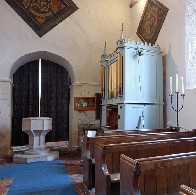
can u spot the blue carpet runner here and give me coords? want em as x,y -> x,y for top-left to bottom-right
0,160 -> 77,195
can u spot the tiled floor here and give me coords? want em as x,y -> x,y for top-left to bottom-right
0,177 -> 13,195
60,149 -> 95,194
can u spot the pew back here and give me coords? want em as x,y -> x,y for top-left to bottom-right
83,132 -> 177,189
84,130 -> 196,190
83,132 -> 179,189
84,132 -> 179,160
120,153 -> 196,195
95,137 -> 196,195
99,127 -> 178,136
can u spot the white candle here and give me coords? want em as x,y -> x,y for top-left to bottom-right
176,74 -> 178,92
170,77 -> 172,95
181,77 -> 184,94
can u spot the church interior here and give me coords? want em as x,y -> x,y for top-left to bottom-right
1,0 -> 196,194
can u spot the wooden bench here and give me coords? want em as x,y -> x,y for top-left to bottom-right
180,185 -> 196,195
83,129 -> 196,190
83,130 -> 179,189
83,129 -> 195,165
94,137 -> 196,195
98,127 -> 178,136
120,153 -> 196,195
83,128 -> 194,166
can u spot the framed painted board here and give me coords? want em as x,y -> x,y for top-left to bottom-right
137,0 -> 169,45
4,0 -> 78,37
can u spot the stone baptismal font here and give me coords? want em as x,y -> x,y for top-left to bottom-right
13,117 -> 59,163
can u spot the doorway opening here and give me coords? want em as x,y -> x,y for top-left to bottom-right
12,59 -> 70,146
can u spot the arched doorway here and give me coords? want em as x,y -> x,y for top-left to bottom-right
12,58 -> 71,146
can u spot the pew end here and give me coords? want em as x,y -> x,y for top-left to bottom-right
120,154 -> 141,195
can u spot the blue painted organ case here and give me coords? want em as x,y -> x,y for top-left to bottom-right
101,39 -> 163,130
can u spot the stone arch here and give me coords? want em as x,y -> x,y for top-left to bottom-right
10,51 -> 75,146
9,51 -> 75,83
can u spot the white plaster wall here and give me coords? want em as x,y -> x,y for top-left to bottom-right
0,80 -> 12,156
70,83 -> 101,146
0,0 -> 132,154
131,0 -> 194,131
0,0 -> 132,81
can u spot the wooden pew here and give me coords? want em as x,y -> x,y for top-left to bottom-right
83,128 -> 194,166
180,185 -> 196,195
83,130 -> 196,189
84,129 -> 195,164
98,127 -> 178,136
94,137 -> 196,195
120,153 -> 196,195
83,131 -> 179,164
83,131 -> 179,189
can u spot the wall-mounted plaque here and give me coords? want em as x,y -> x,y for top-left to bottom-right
5,0 -> 78,37
137,0 -> 168,45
